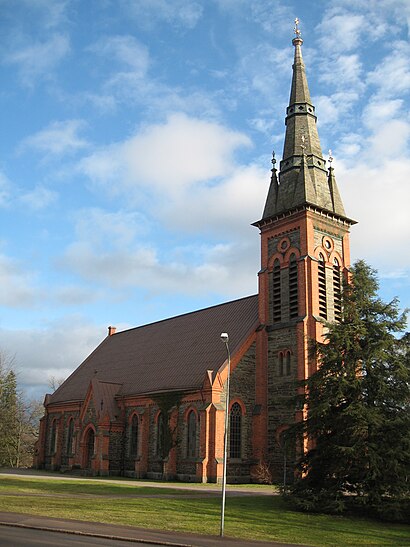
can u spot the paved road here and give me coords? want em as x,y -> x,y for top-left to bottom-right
0,513 -> 307,547
0,525 -> 162,546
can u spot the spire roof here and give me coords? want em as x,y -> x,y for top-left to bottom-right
256,21 -> 352,226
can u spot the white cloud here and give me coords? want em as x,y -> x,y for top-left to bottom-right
89,35 -> 150,75
214,0 -> 292,36
60,238 -> 258,298
332,0 -> 410,38
237,44 -> 290,100
319,54 -> 363,90
85,35 -> 225,118
20,185 -> 58,210
123,0 -> 204,29
367,119 -> 410,159
362,99 -> 404,130
317,13 -> 366,52
0,172 -> 12,207
71,113 -> 265,298
19,0 -> 69,29
339,157 -> 410,270
315,91 -> 359,126
72,208 -> 149,249
20,119 -> 89,158
161,164 -> 268,236
0,318 -> 106,399
367,40 -> 410,98
53,285 -> 103,306
5,33 -> 70,86
335,133 -> 362,159
0,255 -> 38,308
80,113 -> 251,192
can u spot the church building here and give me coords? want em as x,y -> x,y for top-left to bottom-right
35,26 -> 355,482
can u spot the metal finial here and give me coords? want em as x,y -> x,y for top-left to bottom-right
271,150 -> 276,169
328,149 -> 334,165
294,18 -> 302,38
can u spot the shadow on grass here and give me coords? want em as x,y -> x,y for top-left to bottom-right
0,477 -> 409,546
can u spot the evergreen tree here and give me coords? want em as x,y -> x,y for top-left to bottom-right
0,354 -> 42,468
288,260 -> 410,518
0,361 -> 19,467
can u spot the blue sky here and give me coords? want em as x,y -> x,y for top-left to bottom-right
1,0 -> 409,400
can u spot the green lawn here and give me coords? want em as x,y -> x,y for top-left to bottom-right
0,476 -> 409,546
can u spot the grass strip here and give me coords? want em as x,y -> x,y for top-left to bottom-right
0,477 -> 409,546
0,477 -> 200,496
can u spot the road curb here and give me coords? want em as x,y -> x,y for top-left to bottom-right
0,521 -> 194,547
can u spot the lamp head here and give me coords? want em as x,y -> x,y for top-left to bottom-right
220,332 -> 229,343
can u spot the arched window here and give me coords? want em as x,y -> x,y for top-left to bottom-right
318,253 -> 327,319
289,254 -> 298,319
278,352 -> 284,376
85,428 -> 95,469
156,412 -> 164,458
333,258 -> 342,321
272,259 -> 281,323
285,351 -> 291,375
229,403 -> 242,459
50,420 -> 57,455
66,418 -> 74,455
130,414 -> 139,457
187,410 -> 198,459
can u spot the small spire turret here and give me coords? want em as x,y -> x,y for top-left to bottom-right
262,150 -> 279,219
327,151 -> 346,216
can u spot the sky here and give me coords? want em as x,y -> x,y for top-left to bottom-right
0,0 -> 409,401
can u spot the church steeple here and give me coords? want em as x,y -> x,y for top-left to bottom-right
253,20 -> 356,480
258,20 -> 349,223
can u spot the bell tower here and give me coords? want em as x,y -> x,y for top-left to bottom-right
252,20 -> 356,475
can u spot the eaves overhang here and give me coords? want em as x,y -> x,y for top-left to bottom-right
252,203 -> 357,230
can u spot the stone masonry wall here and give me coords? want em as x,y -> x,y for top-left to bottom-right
227,341 -> 256,480
266,327 -> 298,480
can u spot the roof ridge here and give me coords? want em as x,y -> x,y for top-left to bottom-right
111,294 -> 258,336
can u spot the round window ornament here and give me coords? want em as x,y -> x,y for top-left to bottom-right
277,237 -> 291,253
323,237 -> 333,251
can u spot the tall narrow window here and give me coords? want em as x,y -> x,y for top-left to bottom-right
318,253 -> 327,319
278,352 -> 284,376
157,412 -> 164,457
289,254 -> 298,319
333,258 -> 342,322
85,429 -> 95,468
229,403 -> 242,459
130,414 -> 139,457
187,411 -> 198,459
285,351 -> 291,375
272,259 -> 281,323
66,418 -> 74,455
50,420 -> 57,455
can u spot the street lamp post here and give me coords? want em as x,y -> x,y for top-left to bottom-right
220,332 -> 230,537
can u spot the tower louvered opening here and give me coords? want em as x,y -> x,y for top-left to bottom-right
272,259 -> 281,322
289,254 -> 298,319
333,259 -> 342,321
318,254 -> 327,319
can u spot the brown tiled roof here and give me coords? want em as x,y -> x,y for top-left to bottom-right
49,295 -> 259,405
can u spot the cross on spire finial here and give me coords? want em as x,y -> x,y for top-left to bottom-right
328,149 -> 334,165
294,18 -> 302,39
271,150 -> 276,170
